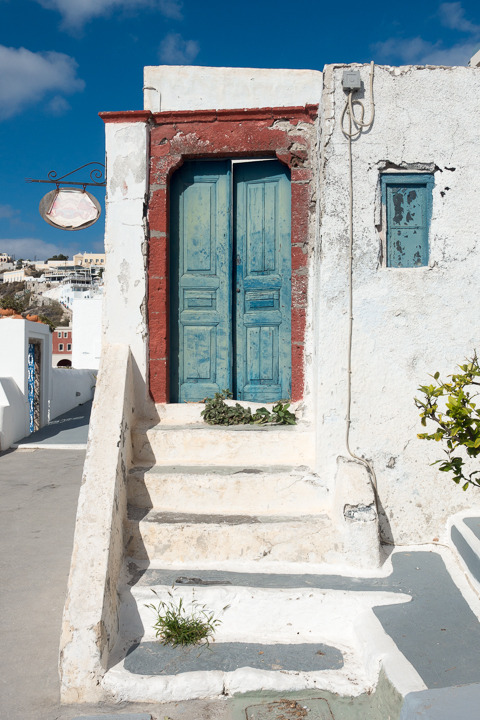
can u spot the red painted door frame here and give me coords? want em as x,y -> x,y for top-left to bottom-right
101,105 -> 318,404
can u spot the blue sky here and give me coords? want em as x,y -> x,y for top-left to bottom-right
1,0 -> 479,261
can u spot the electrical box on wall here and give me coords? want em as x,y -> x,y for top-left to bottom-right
343,70 -> 361,90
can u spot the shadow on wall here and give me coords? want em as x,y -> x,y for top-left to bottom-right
51,368 -> 96,420
0,377 -> 27,451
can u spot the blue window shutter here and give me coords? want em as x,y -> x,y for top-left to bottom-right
382,174 -> 434,268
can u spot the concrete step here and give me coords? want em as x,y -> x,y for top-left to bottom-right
125,506 -> 343,565
132,422 -> 316,468
151,400 -> 306,426
449,514 -> 480,592
102,563 -> 410,705
128,465 -> 329,517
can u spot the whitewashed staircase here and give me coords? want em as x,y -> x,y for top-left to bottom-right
102,405 -> 381,703
125,404 -> 349,566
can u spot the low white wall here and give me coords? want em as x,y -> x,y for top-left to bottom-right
50,368 -> 96,420
59,344 -> 134,703
0,377 -> 26,451
72,295 -> 103,370
144,65 -> 323,112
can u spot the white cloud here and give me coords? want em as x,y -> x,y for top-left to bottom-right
0,205 -> 18,220
439,2 -> 480,34
46,95 -> 71,116
34,0 -> 183,31
373,2 -> 480,66
373,36 -> 478,65
0,45 -> 84,121
159,32 -> 199,64
0,238 -> 81,262
159,0 -> 182,20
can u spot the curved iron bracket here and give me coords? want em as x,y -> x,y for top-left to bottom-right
25,162 -> 106,189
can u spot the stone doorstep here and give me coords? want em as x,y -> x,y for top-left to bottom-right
125,510 -> 341,564
127,465 -> 330,517
132,423 -> 316,468
127,506 -> 329,525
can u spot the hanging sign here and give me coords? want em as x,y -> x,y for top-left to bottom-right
39,187 -> 101,231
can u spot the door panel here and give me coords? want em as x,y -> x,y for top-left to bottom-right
234,161 -> 291,402
170,159 -> 291,404
170,161 -> 232,402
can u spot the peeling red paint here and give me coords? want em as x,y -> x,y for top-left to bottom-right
144,105 -> 318,404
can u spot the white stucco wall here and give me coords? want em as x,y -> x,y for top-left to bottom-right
144,65 -> 323,112
50,368 -> 96,420
317,64 -> 480,544
0,377 -> 25,450
72,295 -> 103,370
103,121 -> 149,411
0,319 -> 52,441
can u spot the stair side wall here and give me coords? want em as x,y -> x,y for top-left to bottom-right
59,343 -> 134,703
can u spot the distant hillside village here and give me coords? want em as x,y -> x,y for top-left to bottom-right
0,250 -> 104,370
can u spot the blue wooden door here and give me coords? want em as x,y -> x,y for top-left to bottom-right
170,161 -> 232,402
233,161 -> 291,402
170,159 -> 291,403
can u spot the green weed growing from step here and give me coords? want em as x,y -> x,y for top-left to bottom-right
145,589 -> 226,647
201,390 -> 296,426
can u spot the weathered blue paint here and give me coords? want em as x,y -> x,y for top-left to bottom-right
170,161 -> 232,403
234,161 -> 292,401
170,159 -> 291,403
27,342 -> 35,433
382,173 -> 434,268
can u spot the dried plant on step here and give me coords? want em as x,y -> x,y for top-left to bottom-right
201,390 -> 296,426
145,589 -> 226,647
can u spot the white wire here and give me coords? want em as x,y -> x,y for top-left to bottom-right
340,63 -> 380,496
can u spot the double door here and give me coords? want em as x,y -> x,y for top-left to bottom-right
170,159 -> 291,403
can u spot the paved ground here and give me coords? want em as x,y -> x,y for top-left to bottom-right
13,400 -> 92,448
0,448 -> 85,719
0,447 -> 220,720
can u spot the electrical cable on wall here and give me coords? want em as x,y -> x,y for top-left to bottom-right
340,64 -> 450,551
340,62 -> 379,492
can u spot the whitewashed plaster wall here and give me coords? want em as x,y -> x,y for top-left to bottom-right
0,378 -> 25,450
72,295 -> 103,370
103,121 -> 150,412
144,65 -> 323,112
317,64 -> 480,544
50,368 -> 96,420
0,319 -> 52,437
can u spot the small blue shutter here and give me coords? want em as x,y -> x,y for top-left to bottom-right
382,174 -> 433,268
